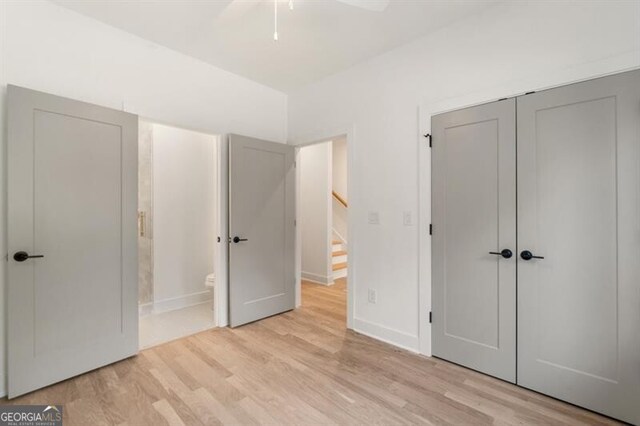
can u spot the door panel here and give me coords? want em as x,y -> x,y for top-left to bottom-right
517,70 -> 640,424
34,111 -> 123,355
228,134 -> 295,327
432,99 -> 516,382
8,86 -> 138,397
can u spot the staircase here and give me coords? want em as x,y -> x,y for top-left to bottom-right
332,239 -> 347,279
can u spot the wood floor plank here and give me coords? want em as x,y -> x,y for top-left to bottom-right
0,277 -> 622,425
152,398 -> 187,426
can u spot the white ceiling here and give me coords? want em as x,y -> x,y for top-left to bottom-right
53,0 -> 500,92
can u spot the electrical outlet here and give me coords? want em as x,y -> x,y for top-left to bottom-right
368,289 -> 377,304
368,211 -> 380,225
403,211 -> 413,226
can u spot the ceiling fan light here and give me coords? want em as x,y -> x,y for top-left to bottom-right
273,0 -> 278,41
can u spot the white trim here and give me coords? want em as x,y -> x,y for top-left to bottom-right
294,148 -> 302,308
213,135 -> 227,327
216,135 -> 229,327
138,302 -> 153,317
353,317 -> 420,353
151,290 -> 213,315
290,124 -> 356,330
326,144 -> 335,290
332,267 -> 347,280
301,271 -> 334,286
331,227 -> 347,248
418,59 -> 640,356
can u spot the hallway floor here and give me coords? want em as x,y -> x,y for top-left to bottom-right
1,278 -> 619,425
139,302 -> 216,350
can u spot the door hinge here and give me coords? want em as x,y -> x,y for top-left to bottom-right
294,219 -> 297,226
424,133 -> 432,148
429,224 -> 432,235
429,311 -> 432,323
294,161 -> 297,168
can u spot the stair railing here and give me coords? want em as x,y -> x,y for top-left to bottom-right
332,190 -> 348,208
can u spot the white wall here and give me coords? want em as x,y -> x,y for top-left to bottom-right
138,120 -> 154,306
332,137 -> 348,199
331,138 -> 348,243
152,123 -> 216,312
288,0 -> 640,353
2,1 -> 287,141
300,142 -> 333,285
0,0 -> 287,396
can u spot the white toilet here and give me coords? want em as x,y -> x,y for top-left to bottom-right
205,273 -> 215,289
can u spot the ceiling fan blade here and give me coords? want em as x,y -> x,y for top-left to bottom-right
335,0 -> 390,12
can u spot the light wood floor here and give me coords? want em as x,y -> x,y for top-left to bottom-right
1,278 -> 620,425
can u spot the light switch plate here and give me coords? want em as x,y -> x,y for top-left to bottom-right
368,289 -> 377,304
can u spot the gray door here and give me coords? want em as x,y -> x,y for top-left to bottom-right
517,70 -> 640,424
228,134 -> 295,327
7,86 -> 138,397
432,99 -> 516,382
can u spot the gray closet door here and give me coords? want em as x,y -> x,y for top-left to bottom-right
517,70 -> 640,424
228,134 -> 296,327
432,99 -> 516,382
7,85 -> 138,397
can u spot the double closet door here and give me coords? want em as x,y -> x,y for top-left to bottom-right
431,69 -> 640,424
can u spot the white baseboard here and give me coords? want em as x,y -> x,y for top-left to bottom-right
301,271 -> 334,285
150,289 -> 213,315
353,317 -> 420,353
0,374 -> 5,398
139,302 -> 153,317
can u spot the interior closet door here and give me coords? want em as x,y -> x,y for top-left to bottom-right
432,99 -> 516,382
7,85 -> 138,397
228,134 -> 295,327
517,70 -> 640,424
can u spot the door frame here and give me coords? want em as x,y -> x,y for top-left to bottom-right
418,65 -> 640,356
289,125 -> 356,329
137,117 -> 224,328
137,124 -> 300,330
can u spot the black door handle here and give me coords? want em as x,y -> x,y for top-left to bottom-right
489,249 -> 513,259
13,251 -> 44,262
232,236 -> 248,243
520,250 -> 544,260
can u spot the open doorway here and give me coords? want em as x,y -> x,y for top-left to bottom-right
137,119 -> 220,349
298,136 -> 348,322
